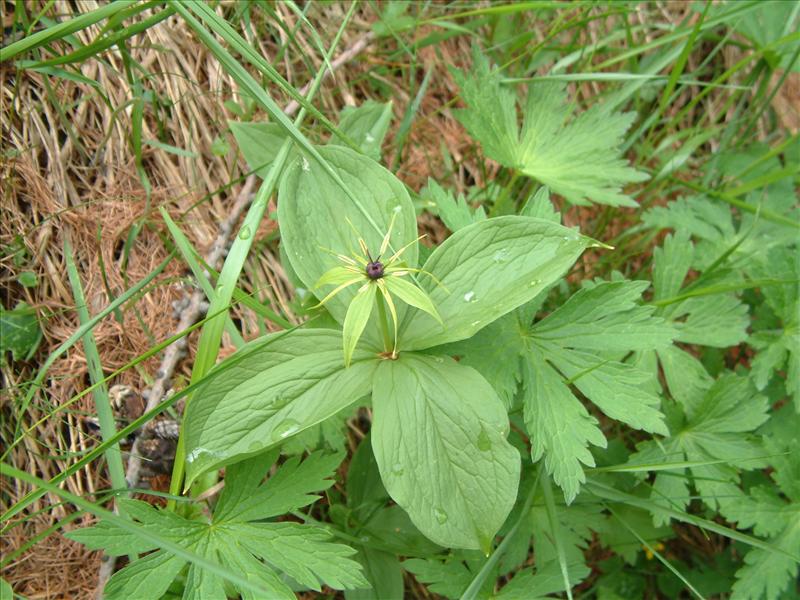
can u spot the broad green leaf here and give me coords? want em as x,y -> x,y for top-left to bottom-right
439,313 -> 523,409
347,435 -> 389,514
336,100 -> 393,161
184,329 -> 378,487
453,47 -> 647,207
401,216 -> 591,350
523,350 -> 606,503
229,121 -> 292,178
655,344 -> 713,412
371,355 -> 520,552
670,293 -> 750,347
0,578 -> 11,600
422,177 -> 486,233
0,302 -> 42,361
278,145 -> 418,326
343,284 -> 377,367
531,281 -> 676,351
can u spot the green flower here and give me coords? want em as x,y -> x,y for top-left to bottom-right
315,213 -> 443,366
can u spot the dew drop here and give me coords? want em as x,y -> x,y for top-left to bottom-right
470,320 -> 481,326
238,225 -> 251,240
477,429 -> 491,452
365,132 -> 375,143
492,249 -> 509,263
529,279 -> 541,287
463,291 -> 476,302
274,418 -> 300,439
434,507 -> 448,524
391,463 -> 404,476
361,535 -> 371,542
301,156 -> 310,172
393,204 -> 402,213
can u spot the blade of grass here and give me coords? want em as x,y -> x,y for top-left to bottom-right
541,466 -> 573,600
63,235 -> 127,493
159,207 -> 245,348
606,504 -> 705,600
0,0 -> 139,61
586,479 -> 800,562
2,316 -> 312,527
3,251 -> 176,462
182,0 -> 356,151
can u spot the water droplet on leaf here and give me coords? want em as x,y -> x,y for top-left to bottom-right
463,291 -> 476,302
492,249 -> 509,263
434,507 -> 448,524
391,463 -> 404,476
477,429 -> 491,452
274,419 -> 300,439
238,225 -> 251,240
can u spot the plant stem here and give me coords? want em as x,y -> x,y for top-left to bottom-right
375,290 -> 394,354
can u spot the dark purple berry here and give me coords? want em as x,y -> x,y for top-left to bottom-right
366,261 -> 384,279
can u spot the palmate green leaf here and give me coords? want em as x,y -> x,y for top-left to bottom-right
731,505 -> 800,600
446,279 -> 671,502
453,47 -> 647,207
183,329 -> 378,487
541,343 -> 668,435
523,350 -> 606,502
68,453 -> 366,600
403,556 -> 479,599
532,280 -> 676,351
401,216 -> 592,350
278,145 -> 418,326
371,355 -> 520,552
730,407 -> 800,599
632,374 -> 770,525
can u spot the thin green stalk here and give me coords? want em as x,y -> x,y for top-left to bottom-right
541,466 -> 573,600
375,291 -> 394,354
63,235 -> 127,493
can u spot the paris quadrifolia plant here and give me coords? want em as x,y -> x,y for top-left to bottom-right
178,143 -> 600,556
